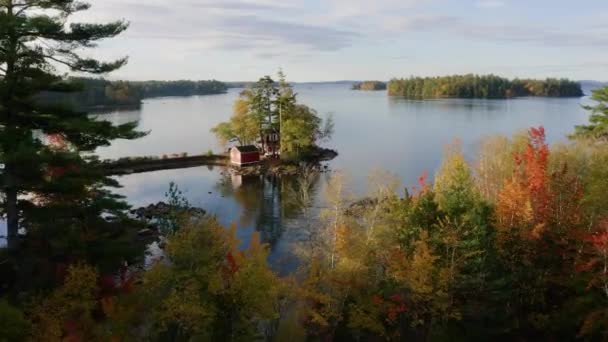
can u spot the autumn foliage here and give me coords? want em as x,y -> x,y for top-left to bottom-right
6,126 -> 608,341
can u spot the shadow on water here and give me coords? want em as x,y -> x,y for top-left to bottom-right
388,96 -> 508,112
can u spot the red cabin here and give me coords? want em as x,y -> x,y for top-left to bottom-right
230,145 -> 260,166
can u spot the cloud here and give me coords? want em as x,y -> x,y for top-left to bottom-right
476,0 -> 506,8
76,0 -> 358,53
66,0 -> 608,80
387,14 -> 608,48
80,0 -> 603,54
216,15 -> 359,51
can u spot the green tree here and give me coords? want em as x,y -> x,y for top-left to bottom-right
0,0 -> 145,275
572,87 -> 608,141
211,96 -> 259,146
281,105 -> 319,155
29,263 -> 99,341
250,76 -> 278,151
434,143 -> 477,217
143,218 -> 285,341
0,300 -> 29,341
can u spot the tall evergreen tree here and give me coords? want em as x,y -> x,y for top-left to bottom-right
572,87 -> 608,141
249,76 -> 278,151
0,1 -> 144,274
276,69 -> 297,153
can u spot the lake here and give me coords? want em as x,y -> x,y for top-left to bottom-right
0,84 -> 594,265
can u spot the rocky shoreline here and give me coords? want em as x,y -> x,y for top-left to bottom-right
230,148 -> 338,176
130,201 -> 206,221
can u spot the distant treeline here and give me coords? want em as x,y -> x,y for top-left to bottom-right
37,78 -> 141,110
131,80 -> 228,98
388,74 -> 584,98
38,78 -> 228,110
352,81 -> 387,91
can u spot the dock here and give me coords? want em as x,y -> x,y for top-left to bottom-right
102,154 -> 229,175
101,147 -> 338,176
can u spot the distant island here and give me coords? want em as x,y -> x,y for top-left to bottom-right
37,78 -> 228,110
388,74 -> 584,99
352,81 -> 387,91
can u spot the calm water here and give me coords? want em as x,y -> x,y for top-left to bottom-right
0,85 -> 594,262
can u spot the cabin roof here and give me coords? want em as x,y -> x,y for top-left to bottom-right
233,145 -> 259,153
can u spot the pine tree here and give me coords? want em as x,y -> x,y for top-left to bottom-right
250,76 -> 278,152
0,1 -> 144,272
572,87 -> 608,141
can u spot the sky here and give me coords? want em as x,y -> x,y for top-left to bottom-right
72,0 -> 608,82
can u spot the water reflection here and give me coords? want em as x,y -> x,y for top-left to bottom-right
388,96 -> 507,112
91,109 -> 142,127
214,171 -> 320,248
0,219 -> 6,248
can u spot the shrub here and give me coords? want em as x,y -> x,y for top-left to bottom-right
0,301 -> 30,340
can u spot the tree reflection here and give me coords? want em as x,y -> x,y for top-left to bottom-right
214,168 -> 320,247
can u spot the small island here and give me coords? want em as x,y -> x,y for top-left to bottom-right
211,71 -> 336,175
388,74 -> 583,98
352,81 -> 387,91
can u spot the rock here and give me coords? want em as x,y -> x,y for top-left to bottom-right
131,202 -> 206,221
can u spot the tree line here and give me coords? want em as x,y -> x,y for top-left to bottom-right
36,78 -> 228,110
388,74 -> 584,98
352,81 -> 387,91
131,79 -> 228,98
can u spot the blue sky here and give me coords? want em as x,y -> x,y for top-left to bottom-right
74,0 -> 608,81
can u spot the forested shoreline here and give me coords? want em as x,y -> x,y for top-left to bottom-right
352,81 -> 387,91
132,79 -> 228,98
38,75 -> 585,111
388,74 -> 584,98
37,78 -> 228,110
